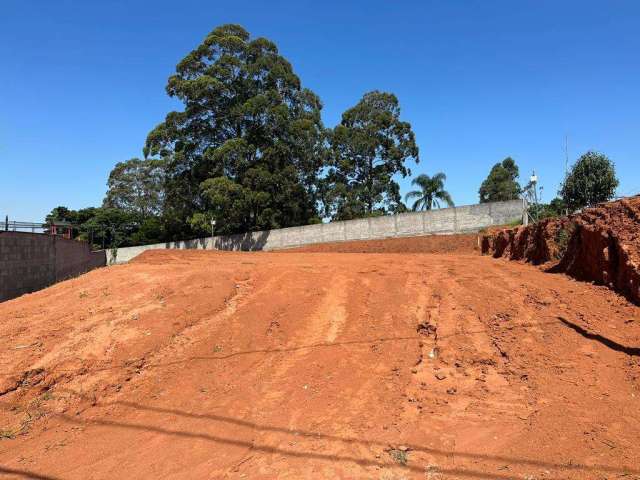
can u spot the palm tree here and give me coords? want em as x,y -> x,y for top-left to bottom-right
405,173 -> 454,211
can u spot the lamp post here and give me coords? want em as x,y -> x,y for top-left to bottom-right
530,172 -> 538,204
529,171 -> 539,222
210,219 -> 217,251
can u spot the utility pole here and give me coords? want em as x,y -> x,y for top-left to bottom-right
210,218 -> 217,250
530,170 -> 539,222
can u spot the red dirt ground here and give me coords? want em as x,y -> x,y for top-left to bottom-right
0,246 -> 639,479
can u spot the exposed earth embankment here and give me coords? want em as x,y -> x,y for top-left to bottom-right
482,196 -> 640,304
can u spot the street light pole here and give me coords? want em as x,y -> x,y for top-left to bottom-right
210,219 -> 216,251
530,171 -> 538,222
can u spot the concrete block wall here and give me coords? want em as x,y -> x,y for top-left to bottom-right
108,199 -> 525,264
0,232 -> 106,302
0,233 -> 56,302
55,237 -> 106,281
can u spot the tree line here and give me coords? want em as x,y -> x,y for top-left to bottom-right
45,24 -> 619,248
478,152 -> 618,220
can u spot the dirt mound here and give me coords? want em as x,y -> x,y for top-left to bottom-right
0,249 -> 639,479
283,233 -> 478,254
480,217 -> 571,264
482,196 -> 640,304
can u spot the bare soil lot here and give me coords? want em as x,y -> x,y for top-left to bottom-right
0,247 -> 639,479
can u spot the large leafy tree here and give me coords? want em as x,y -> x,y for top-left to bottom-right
189,176 -> 252,235
46,158 -> 168,248
103,158 -> 165,218
45,206 -> 99,232
79,208 -> 139,249
479,157 -> 522,203
45,206 -> 78,225
405,173 -> 454,211
44,206 -> 162,248
560,151 -> 618,211
144,24 -> 327,237
323,91 -> 419,220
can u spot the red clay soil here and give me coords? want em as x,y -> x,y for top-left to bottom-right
0,249 -> 639,479
284,233 -> 479,254
482,196 -> 640,304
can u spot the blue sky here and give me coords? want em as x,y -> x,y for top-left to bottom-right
1,0 -> 639,221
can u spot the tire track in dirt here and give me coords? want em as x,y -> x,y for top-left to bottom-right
230,267 -> 418,478
456,257 -> 640,475
397,260 -> 531,473
0,250 -> 638,479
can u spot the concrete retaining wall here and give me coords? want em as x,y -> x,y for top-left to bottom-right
108,199 -> 526,264
0,232 -> 106,302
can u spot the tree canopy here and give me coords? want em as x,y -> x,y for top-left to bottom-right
144,24 -> 326,238
323,91 -> 419,220
45,206 -> 81,225
560,151 -> 618,211
45,205 -> 164,249
43,24 -> 428,247
36,22 -> 632,252
478,157 -> 522,203
405,173 -> 454,211
103,158 -> 165,218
